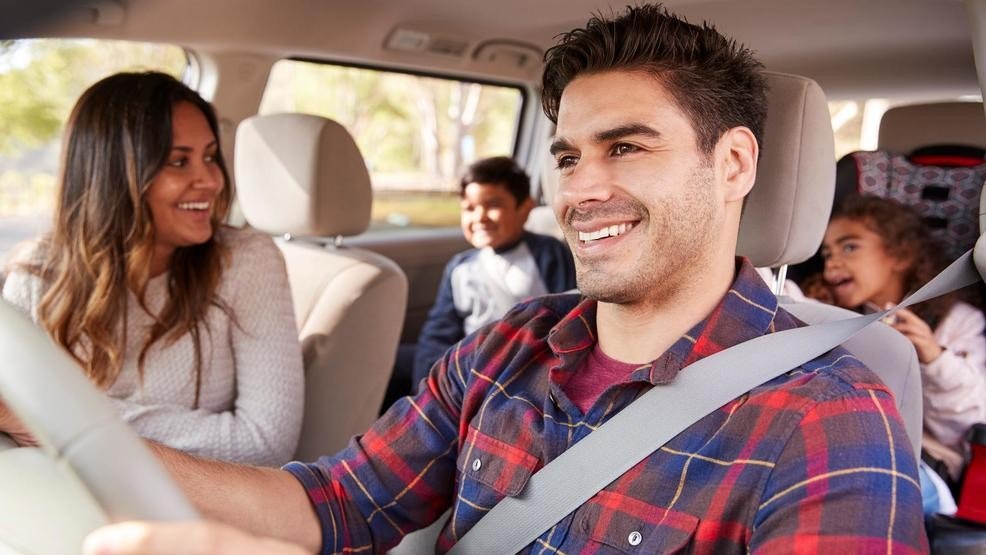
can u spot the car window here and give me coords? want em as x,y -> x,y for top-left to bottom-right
829,97 -> 979,159
0,39 -> 188,262
259,59 -> 525,232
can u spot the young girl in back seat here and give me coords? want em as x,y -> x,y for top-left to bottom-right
817,194 -> 986,484
0,72 -> 304,466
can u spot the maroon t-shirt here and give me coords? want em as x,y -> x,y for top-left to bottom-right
564,344 -> 641,413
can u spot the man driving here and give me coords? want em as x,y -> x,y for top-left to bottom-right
83,4 -> 927,553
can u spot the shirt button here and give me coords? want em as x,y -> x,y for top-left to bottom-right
471,458 -> 482,472
628,531 -> 642,546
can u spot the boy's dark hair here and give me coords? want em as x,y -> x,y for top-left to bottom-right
541,3 -> 768,156
460,156 -> 531,205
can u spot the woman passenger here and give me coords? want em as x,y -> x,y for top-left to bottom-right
817,195 -> 986,484
1,72 -> 304,466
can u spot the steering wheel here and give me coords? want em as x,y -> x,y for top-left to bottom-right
0,299 -> 198,552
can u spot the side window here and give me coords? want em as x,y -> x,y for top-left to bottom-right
0,39 -> 188,262
259,59 -> 525,231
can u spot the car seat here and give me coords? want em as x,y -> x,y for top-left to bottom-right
789,101 -> 986,283
235,113 -> 409,460
841,102 -> 986,259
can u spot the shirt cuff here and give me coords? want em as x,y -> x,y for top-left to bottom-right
282,461 -> 333,554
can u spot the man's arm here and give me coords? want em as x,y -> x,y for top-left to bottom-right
96,316 -> 478,555
149,444 -> 322,553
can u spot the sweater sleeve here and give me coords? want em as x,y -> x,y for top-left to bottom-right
413,256 -> 466,383
1,241 -> 44,322
111,231 -> 305,466
922,302 -> 986,450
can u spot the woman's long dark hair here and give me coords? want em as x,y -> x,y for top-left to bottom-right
31,71 -> 233,404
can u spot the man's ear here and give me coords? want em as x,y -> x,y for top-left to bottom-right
716,126 -> 758,203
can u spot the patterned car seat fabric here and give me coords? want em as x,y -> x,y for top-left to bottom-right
786,101 -> 986,285
836,145 -> 986,262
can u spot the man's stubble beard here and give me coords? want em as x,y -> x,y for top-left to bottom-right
574,167 -> 719,307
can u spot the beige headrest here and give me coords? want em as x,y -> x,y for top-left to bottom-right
235,113 -> 372,237
878,101 -> 986,153
737,72 -> 835,267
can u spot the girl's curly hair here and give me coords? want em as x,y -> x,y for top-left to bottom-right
832,195 -> 958,327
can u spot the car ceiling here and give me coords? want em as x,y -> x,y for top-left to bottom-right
6,0 -> 978,100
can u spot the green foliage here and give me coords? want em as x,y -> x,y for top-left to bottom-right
0,39 -> 186,228
0,40 -> 522,233
261,60 -> 522,193
0,39 -> 186,156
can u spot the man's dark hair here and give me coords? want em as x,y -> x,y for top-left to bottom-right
541,4 -> 768,155
459,156 -> 531,205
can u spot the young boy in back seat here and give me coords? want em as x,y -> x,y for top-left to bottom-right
412,156 -> 576,382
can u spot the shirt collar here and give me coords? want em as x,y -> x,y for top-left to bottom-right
489,232 -> 529,255
547,258 -> 779,385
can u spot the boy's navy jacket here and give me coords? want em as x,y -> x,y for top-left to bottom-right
413,231 -> 576,381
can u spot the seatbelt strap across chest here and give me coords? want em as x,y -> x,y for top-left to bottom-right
449,249 -> 980,554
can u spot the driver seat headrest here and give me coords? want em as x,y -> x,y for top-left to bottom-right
736,72 -> 836,268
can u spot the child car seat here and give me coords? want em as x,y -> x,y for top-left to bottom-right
836,144 -> 985,262
789,101 -> 986,282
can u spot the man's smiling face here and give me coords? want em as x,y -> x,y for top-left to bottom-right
550,69 -> 723,306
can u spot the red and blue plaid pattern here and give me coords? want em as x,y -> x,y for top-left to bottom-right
285,259 -> 927,554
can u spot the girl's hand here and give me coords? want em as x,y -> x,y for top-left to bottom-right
0,399 -> 38,447
887,307 -> 944,364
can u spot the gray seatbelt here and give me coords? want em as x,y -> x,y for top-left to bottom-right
449,249 -> 980,555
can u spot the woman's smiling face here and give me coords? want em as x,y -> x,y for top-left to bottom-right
145,101 -> 225,268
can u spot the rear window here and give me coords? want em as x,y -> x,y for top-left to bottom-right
829,99 -> 889,159
0,39 -> 188,261
828,97 -> 979,159
259,59 -> 525,231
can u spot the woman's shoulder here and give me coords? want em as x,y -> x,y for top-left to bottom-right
4,237 -> 47,268
214,226 -> 285,278
1,238 -> 48,315
2,238 -> 48,286
216,226 -> 281,261
216,225 -> 276,249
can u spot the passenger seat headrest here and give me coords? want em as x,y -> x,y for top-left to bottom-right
737,72 -> 835,268
878,102 -> 986,153
235,113 -> 372,238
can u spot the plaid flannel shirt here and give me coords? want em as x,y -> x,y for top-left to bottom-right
285,258 -> 928,554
